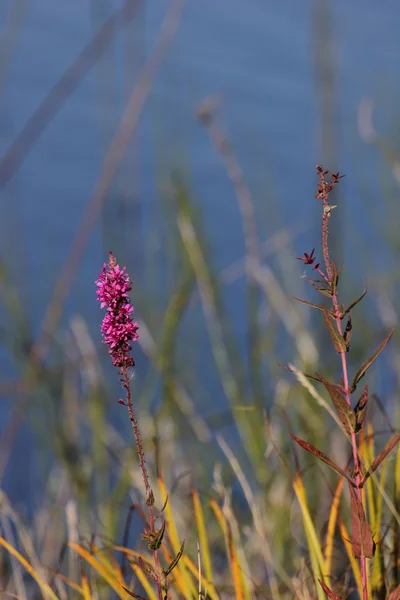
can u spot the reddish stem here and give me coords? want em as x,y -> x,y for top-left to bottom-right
319,177 -> 368,600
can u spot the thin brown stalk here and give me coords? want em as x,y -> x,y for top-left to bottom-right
317,167 -> 368,600
121,367 -> 163,600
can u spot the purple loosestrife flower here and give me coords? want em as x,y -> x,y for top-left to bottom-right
96,252 -> 138,368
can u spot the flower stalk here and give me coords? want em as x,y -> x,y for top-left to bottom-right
96,252 -> 163,600
316,167 -> 368,600
292,167 -> 385,600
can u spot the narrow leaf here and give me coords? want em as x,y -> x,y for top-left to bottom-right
324,478 -> 345,578
0,536 -> 59,600
359,433 -> 400,487
290,434 -> 356,486
348,483 -> 375,558
278,363 -> 322,383
82,570 -> 94,600
291,296 -> 332,314
320,377 -> 356,435
163,540 -> 185,577
313,284 -> 333,298
69,543 -> 131,600
318,580 -> 345,600
323,307 -> 347,353
192,488 -> 213,583
158,477 -> 196,596
341,287 -> 367,319
123,589 -> 147,600
330,259 -> 341,296
350,328 -> 395,393
303,276 -> 330,285
338,520 -> 363,597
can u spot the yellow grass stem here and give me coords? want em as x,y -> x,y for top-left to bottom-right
69,542 -> 131,600
210,499 -> 248,600
324,477 -> 344,578
192,488 -> 213,583
129,561 -> 159,600
292,475 -> 325,600
0,535 -> 59,600
338,520 -> 363,597
81,571 -> 94,600
158,476 -> 197,598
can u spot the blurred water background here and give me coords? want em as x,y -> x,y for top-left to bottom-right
1,0 -> 400,513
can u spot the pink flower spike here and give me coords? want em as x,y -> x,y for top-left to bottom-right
95,252 -> 138,368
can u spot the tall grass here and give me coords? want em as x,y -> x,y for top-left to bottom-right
1,5 -> 400,597
1,156 -> 400,598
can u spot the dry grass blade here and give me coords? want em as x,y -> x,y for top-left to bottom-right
157,477 -> 196,598
217,433 -> 297,599
81,570 -> 94,600
68,543 -> 131,600
292,474 -> 326,600
192,489 -> 213,584
0,536 -> 59,600
324,478 -> 344,578
209,500 -> 246,600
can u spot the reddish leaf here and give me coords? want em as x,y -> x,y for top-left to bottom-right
319,376 -> 356,435
318,580 -> 345,600
277,364 -> 322,383
340,287 -> 367,319
349,329 -> 395,393
348,482 -> 375,558
290,434 -> 356,486
323,306 -> 347,353
359,433 -> 400,487
123,589 -> 147,600
291,296 -> 334,315
388,584 -> 400,600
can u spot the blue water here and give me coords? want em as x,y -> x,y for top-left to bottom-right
1,0 -> 400,506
